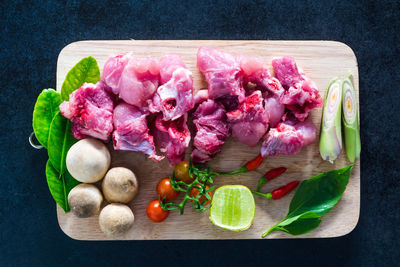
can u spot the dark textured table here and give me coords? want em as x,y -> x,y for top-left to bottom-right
1,0 -> 399,266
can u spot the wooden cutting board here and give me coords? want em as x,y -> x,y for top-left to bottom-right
56,40 -> 360,240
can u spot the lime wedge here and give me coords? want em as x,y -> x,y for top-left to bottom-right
209,185 -> 255,231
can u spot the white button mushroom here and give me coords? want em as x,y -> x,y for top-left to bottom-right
66,138 -> 111,183
68,184 -> 103,218
99,203 -> 134,237
102,167 -> 138,203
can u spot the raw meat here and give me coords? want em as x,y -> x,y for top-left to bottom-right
192,100 -> 230,163
264,95 -> 285,128
153,114 -> 190,165
149,54 -> 194,121
113,102 -> 163,161
272,56 -> 323,121
194,89 -> 209,105
60,82 -> 114,141
261,119 -> 317,157
227,91 -> 269,146
240,57 -> 285,98
102,54 -> 160,108
197,47 -> 245,103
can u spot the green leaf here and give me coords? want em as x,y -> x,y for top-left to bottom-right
32,89 -> 62,148
47,111 -> 77,174
262,165 -> 353,237
46,160 -> 80,212
61,56 -> 100,101
262,212 -> 322,237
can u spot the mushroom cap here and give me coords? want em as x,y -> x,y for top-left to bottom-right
99,203 -> 134,237
68,184 -> 103,218
102,167 -> 138,203
66,138 -> 111,183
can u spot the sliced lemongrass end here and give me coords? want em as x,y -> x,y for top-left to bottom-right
319,77 -> 343,163
342,73 -> 361,163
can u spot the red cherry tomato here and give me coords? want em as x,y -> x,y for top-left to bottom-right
146,200 -> 169,223
174,161 -> 193,183
189,184 -> 213,206
157,177 -> 180,202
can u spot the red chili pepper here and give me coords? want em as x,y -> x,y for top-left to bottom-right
256,166 -> 287,192
252,180 -> 300,200
264,167 -> 287,181
271,181 -> 300,200
244,154 -> 264,171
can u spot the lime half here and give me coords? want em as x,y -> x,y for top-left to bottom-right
210,185 -> 255,231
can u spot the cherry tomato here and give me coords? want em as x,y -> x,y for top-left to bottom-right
189,184 -> 213,206
174,161 -> 193,183
157,177 -> 180,202
146,200 -> 169,223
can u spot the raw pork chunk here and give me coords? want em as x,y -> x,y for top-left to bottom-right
113,102 -> 163,161
240,57 -> 285,98
192,100 -> 230,163
272,56 -> 323,121
60,82 -> 114,141
227,91 -> 269,146
102,54 -> 160,108
261,119 -> 316,157
153,114 -> 190,165
197,47 -> 245,103
264,95 -> 285,128
149,54 -> 194,121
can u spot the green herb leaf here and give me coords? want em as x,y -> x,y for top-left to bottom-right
32,89 -> 62,148
47,111 -> 77,175
46,160 -> 80,212
61,56 -> 100,101
262,165 -> 353,237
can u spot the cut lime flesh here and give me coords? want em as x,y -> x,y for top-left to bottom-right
209,185 -> 255,231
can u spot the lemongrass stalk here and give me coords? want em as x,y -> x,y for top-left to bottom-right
342,73 -> 361,163
319,77 -> 342,163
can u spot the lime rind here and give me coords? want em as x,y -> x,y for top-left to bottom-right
209,185 -> 255,231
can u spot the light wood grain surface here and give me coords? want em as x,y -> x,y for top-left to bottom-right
56,40 -> 360,240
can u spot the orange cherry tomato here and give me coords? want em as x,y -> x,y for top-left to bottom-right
146,200 -> 169,223
157,177 -> 180,202
189,184 -> 213,206
174,161 -> 193,183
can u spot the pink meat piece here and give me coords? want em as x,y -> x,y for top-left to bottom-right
112,102 -> 163,161
197,47 -> 245,103
194,89 -> 209,105
261,119 -> 317,157
148,54 -> 194,121
264,95 -> 285,127
227,91 -> 269,146
240,57 -> 285,98
60,82 -> 114,141
153,114 -> 190,165
192,100 -> 230,163
101,54 -> 130,94
102,54 -> 160,108
272,56 -> 323,121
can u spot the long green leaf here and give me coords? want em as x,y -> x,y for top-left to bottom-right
47,111 -> 77,175
61,56 -> 100,101
46,160 -> 80,212
262,165 -> 353,237
32,89 -> 62,148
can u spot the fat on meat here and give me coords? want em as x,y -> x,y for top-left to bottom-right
227,91 -> 269,146
272,56 -> 323,121
264,95 -> 285,128
59,82 -> 114,141
192,100 -> 230,163
240,56 -> 285,98
197,47 -> 245,103
153,114 -> 190,165
261,119 -> 316,157
113,102 -> 163,161
102,54 -> 160,108
149,54 -> 194,121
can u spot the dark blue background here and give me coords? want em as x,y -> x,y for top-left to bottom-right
1,0 -> 399,266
